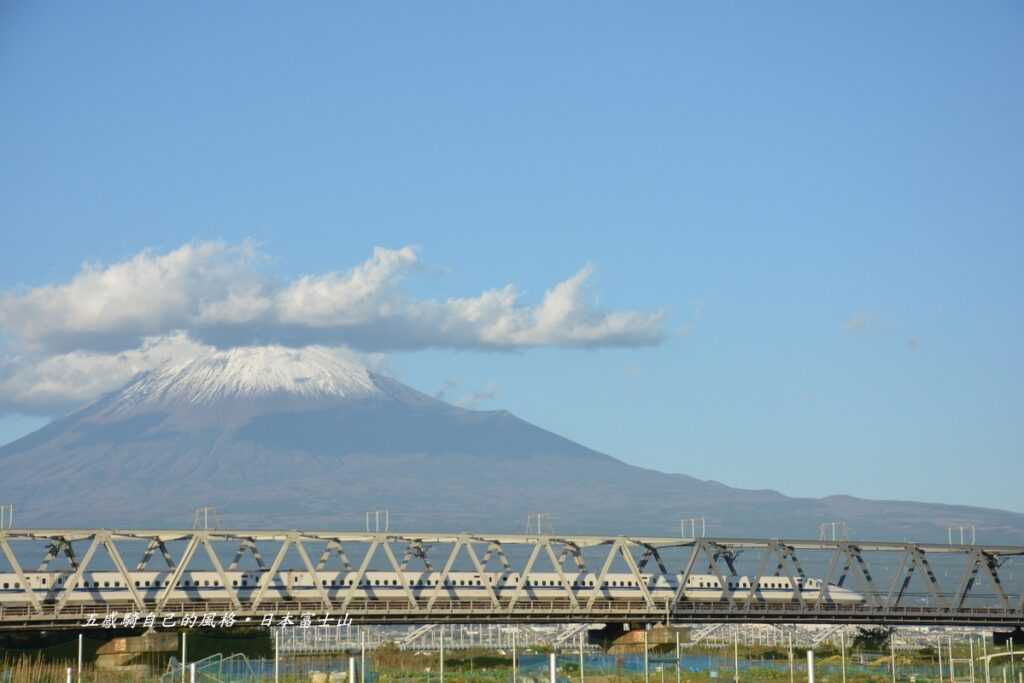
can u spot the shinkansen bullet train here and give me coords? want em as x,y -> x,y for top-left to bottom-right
0,570 -> 865,605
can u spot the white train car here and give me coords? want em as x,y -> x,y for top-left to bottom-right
0,570 -> 864,605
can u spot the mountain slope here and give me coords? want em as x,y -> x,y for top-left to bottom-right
1,346 -> 1021,542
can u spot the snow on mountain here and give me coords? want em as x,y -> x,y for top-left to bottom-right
114,345 -> 382,408
2,345 -> 1023,542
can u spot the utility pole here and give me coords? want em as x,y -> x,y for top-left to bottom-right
365,510 -> 389,532
680,517 -> 706,538
513,628 -> 518,682
580,630 -> 585,683
950,637 -> 955,683
0,504 -> 14,529
840,629 -> 847,683
789,633 -> 795,683
734,630 -> 740,683
677,630 -> 682,683
891,634 -> 898,683
644,628 -> 650,683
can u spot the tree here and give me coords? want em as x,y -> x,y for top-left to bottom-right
853,627 -> 891,652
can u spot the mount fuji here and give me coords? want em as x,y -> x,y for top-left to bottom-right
2,346 -> 1021,541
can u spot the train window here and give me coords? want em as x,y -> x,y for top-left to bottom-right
103,582 -> 110,588
135,581 -> 140,587
2,583 -> 7,589
41,578 -> 47,585
214,581 -> 220,587
374,580 -> 380,586
145,581 -> 150,587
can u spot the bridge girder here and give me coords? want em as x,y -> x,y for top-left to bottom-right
0,529 -> 1021,631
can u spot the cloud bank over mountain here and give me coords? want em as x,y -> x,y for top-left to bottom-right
0,242 -> 665,416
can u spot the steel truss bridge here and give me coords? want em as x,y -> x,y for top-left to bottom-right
0,529 -> 1022,631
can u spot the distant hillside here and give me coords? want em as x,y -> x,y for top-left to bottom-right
2,346 -> 1021,542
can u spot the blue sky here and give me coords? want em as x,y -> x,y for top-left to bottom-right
1,2 -> 1021,512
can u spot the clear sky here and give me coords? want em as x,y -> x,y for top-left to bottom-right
1,2 -> 1021,512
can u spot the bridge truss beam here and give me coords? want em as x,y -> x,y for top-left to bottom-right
0,529 -> 1021,631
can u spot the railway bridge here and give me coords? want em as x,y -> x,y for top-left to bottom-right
0,528 -> 1022,631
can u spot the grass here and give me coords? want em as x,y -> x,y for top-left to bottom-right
0,639 -> 1010,683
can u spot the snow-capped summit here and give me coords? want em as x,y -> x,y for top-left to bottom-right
115,345 -> 382,408
2,343 -> 1022,542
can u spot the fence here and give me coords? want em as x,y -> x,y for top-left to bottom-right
162,653 -> 378,683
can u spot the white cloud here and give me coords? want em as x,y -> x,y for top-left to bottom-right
843,312 -> 871,333
0,241 -> 664,416
432,378 -> 500,409
0,241 -> 264,353
0,334 -> 211,416
0,242 -> 664,353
